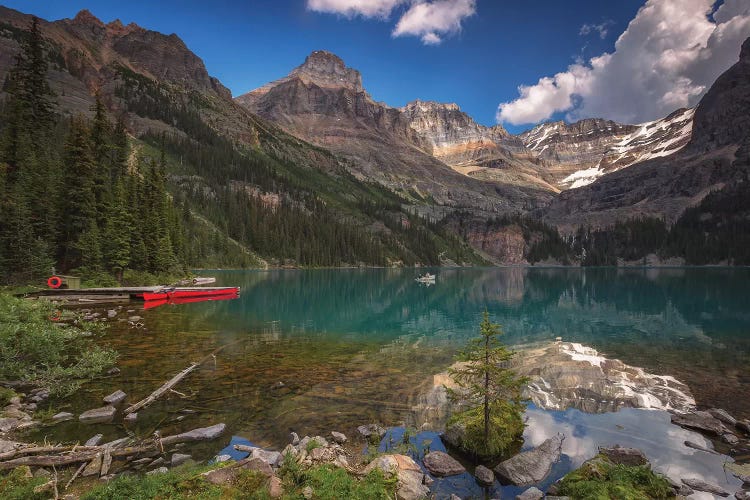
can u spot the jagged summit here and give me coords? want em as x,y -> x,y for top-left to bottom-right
289,50 -> 363,92
403,100 -> 461,112
72,9 -> 104,27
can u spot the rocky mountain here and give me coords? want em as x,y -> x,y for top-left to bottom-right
0,7 -> 490,267
544,37 -> 750,231
236,50 -> 551,214
399,100 -> 558,193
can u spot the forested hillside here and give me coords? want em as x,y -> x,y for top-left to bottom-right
0,16 -> 483,284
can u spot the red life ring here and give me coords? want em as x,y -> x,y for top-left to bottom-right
47,276 -> 62,289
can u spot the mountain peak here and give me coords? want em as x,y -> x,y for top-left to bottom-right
72,9 -> 104,27
290,50 -> 363,92
742,37 -> 750,61
403,100 -> 461,112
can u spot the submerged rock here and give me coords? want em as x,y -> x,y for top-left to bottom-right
174,423 -> 225,441
474,464 -> 494,486
494,434 -> 564,486
423,451 -> 465,476
79,406 -> 116,424
357,424 -> 386,440
103,390 -> 126,405
85,434 -> 103,447
681,478 -> 730,497
52,412 -> 75,423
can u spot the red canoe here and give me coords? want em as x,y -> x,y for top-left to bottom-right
143,293 -> 239,309
140,287 -> 240,301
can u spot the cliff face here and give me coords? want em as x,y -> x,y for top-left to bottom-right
236,51 -> 551,214
399,100 -> 557,193
544,38 -> 750,231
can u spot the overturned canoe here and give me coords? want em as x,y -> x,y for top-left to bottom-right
140,287 -> 240,301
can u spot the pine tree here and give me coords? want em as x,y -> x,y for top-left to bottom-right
89,94 -> 112,222
102,180 -> 132,282
446,311 -> 527,459
59,115 -> 97,270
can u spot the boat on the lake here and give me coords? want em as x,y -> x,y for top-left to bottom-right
140,287 -> 240,301
415,273 -> 436,284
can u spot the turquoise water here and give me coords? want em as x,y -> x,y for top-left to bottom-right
204,267 -> 750,416
39,267 -> 750,497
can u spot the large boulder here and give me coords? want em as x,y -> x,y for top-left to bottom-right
79,406 -> 116,424
423,451 -> 465,476
494,434 -> 564,486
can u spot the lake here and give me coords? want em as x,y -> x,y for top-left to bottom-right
42,267 -> 750,497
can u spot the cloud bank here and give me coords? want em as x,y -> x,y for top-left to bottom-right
497,0 -> 750,126
306,0 -> 476,45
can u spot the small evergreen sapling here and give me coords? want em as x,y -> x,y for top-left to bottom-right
446,311 -> 528,459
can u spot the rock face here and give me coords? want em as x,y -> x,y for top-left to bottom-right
518,342 -> 695,413
400,100 -> 553,193
422,451 -> 466,476
494,434 -> 564,486
521,110 -> 694,190
545,38 -> 750,230
236,50 -> 550,214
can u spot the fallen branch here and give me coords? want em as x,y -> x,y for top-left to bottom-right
65,462 -> 87,490
123,363 -> 199,415
123,341 -> 239,416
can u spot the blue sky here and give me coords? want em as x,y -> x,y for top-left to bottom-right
3,1 -> 749,133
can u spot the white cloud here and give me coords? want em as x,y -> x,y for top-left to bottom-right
392,0 -> 476,45
306,0 -> 408,18
497,0 -> 750,126
579,20 -> 614,39
306,0 -> 476,45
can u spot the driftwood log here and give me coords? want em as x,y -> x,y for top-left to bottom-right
0,423 -> 226,470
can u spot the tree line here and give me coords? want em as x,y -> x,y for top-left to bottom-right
0,18 -> 187,284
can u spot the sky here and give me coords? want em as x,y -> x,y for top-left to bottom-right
3,0 -> 749,134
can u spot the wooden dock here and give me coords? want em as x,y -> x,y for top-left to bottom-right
24,287 -> 164,304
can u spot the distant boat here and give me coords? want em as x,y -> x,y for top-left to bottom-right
415,273 -> 436,284
140,287 -> 240,301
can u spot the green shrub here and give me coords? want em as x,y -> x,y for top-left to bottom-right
0,386 -> 17,406
0,294 -> 116,396
0,467 -> 48,500
301,465 -> 395,500
445,400 -> 524,460
557,456 -> 675,499
81,465 -> 225,500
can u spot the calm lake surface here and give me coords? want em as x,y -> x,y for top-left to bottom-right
44,267 -> 750,497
